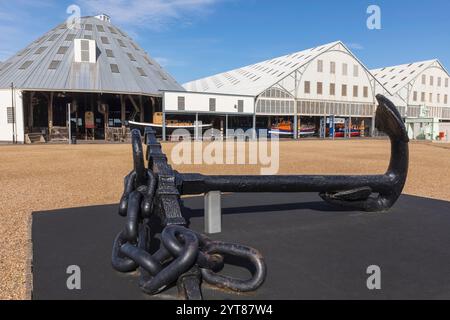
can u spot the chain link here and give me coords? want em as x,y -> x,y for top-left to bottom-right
111,128 -> 267,300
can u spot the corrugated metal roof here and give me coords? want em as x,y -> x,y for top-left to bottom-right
371,59 -> 448,95
0,16 -> 184,95
183,41 -> 343,96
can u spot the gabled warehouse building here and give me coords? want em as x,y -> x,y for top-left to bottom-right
163,41 -> 391,140
371,60 -> 450,140
0,15 -> 183,143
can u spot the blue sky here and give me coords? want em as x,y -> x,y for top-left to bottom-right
0,0 -> 449,84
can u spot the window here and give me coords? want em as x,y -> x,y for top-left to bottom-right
110,64 -> 120,73
84,35 -> 93,40
137,67 -> 147,77
7,107 -> 15,124
178,97 -> 185,111
144,56 -> 153,65
446,78 -> 449,87
421,92 -> 426,102
85,24 -> 93,31
445,95 -> 448,104
80,39 -> 90,62
96,25 -> 105,32
35,46 -> 47,54
330,83 -> 336,95
438,77 -> 442,87
19,61 -> 33,70
363,86 -> 369,98
353,85 -> 358,97
304,81 -> 311,94
209,98 -> 216,112
101,36 -> 110,44
353,65 -> 359,77
430,76 -> 434,86
127,53 -> 136,61
317,82 -> 323,95
48,34 -> 60,41
48,60 -> 61,70
317,60 -> 323,72
429,93 -> 433,103
106,49 -> 114,58
413,91 -> 418,101
108,27 -> 117,34
117,39 -> 126,47
422,75 -> 426,85
238,100 -> 244,113
57,46 -> 69,54
437,94 -> 441,103
342,84 -> 347,96
330,62 -> 336,74
342,63 -> 348,76
65,34 -> 76,41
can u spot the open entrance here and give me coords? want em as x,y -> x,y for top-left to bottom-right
22,91 -> 160,143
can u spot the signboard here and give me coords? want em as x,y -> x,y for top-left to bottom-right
85,112 -> 95,129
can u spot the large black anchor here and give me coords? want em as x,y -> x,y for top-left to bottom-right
112,94 -> 409,299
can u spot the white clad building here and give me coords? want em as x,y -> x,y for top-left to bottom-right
371,60 -> 450,140
164,41 -> 390,139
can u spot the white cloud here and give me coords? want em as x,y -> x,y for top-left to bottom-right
76,0 -> 222,30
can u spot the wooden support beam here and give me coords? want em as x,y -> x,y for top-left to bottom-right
139,95 -> 144,122
48,92 -> 54,137
120,95 -> 126,126
28,92 -> 35,129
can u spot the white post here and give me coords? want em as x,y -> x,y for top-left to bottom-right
204,191 -> 222,234
68,103 -> 72,144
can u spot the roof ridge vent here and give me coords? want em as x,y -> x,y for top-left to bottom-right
95,14 -> 111,22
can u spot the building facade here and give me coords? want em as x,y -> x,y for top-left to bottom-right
371,60 -> 450,140
167,41 -> 391,140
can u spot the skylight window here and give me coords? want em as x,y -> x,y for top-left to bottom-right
143,56 -> 153,65
137,67 -> 147,77
48,60 -> 61,70
106,49 -> 115,58
17,48 -> 31,57
127,53 -> 136,61
48,34 -> 60,41
19,61 -> 33,70
158,71 -> 167,80
110,64 -> 120,73
35,46 -> 48,54
57,46 -> 69,54
65,34 -> 76,41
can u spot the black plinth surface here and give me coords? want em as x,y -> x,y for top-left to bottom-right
32,193 -> 450,300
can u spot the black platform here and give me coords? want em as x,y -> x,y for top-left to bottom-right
32,193 -> 450,300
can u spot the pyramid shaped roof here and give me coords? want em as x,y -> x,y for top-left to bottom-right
0,16 -> 184,95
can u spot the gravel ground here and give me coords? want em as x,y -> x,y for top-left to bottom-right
0,139 -> 449,300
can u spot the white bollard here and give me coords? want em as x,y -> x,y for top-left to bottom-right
204,191 -> 222,234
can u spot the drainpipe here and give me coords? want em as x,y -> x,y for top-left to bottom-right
10,83 -> 16,144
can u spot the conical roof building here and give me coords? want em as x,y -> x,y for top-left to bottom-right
0,15 -> 184,143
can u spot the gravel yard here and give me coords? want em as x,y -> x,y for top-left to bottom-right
0,139 -> 449,299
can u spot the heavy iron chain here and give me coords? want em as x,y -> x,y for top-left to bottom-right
112,128 -> 267,300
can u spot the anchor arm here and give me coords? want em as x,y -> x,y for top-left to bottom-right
178,95 -> 409,212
